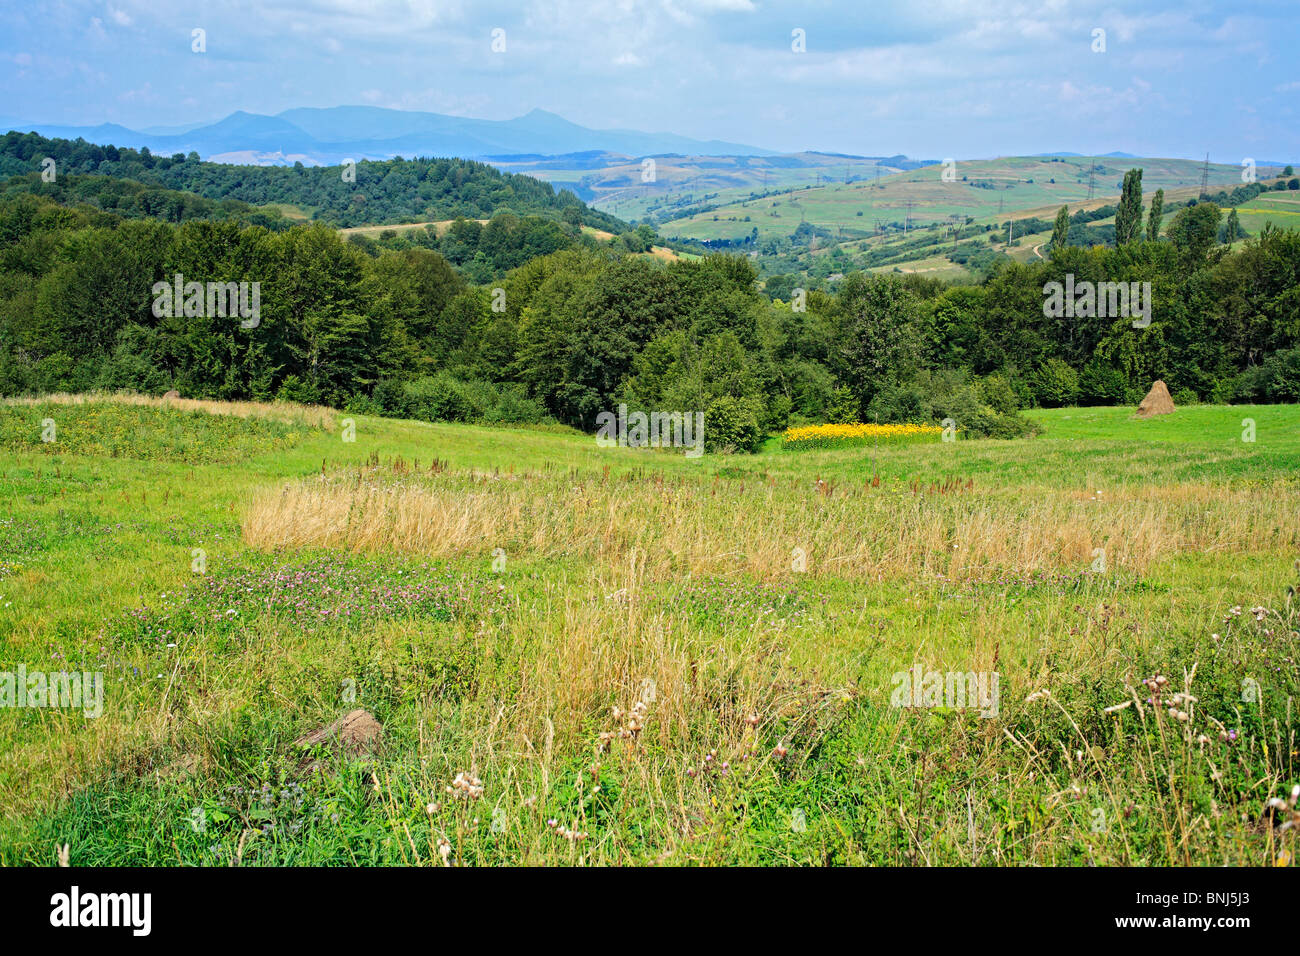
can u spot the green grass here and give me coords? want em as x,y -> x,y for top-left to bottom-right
1231,188 -> 1300,235
0,401 -> 315,463
1,395 -> 1297,866
661,156 -> 1247,244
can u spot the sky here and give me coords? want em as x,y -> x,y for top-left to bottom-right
2,0 -> 1298,161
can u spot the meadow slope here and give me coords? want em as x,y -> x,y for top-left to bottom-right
0,395 -> 1297,866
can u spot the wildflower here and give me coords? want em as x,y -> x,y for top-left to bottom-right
548,820 -> 587,842
447,772 -> 484,800
1265,784 -> 1300,833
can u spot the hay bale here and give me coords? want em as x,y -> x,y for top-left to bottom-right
295,709 -> 382,758
1136,380 -> 1175,417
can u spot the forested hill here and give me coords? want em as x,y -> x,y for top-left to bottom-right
0,131 -> 629,232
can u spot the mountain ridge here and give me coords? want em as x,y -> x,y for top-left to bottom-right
2,106 -> 780,166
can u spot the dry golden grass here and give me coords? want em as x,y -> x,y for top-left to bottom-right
3,391 -> 337,430
242,472 -> 1300,582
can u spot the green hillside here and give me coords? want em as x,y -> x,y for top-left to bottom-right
661,156 -> 1255,244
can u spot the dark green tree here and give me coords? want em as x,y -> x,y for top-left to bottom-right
1146,188 -> 1164,241
1114,168 -> 1144,245
1225,208 -> 1241,244
1166,203 -> 1222,264
1050,205 -> 1070,253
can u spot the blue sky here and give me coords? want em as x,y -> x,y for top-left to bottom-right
3,0 -> 1298,161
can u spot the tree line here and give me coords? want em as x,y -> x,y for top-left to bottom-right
2,165 -> 1298,451
0,131 -> 626,231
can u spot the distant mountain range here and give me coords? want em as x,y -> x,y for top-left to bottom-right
1,107 -> 780,166
6,107 -> 1287,172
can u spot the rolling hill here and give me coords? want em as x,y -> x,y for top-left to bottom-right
491,151 -> 937,220
657,155 -> 1264,244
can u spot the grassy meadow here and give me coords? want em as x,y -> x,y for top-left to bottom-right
661,156 -> 1247,243
0,394 -> 1297,866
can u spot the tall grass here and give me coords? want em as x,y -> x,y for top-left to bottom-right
243,470 -> 1299,580
2,391 -> 337,430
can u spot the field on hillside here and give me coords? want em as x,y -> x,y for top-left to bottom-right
662,157 -> 1248,243
1233,189 -> 1300,234
491,152 -> 908,224
1,396 -> 1298,866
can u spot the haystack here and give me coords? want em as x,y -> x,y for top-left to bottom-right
1136,379 -> 1175,418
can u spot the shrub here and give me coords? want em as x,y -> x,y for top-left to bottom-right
344,393 -> 384,416
1208,378 -> 1236,405
764,393 -> 794,433
1032,358 -> 1080,407
976,373 -> 1020,415
867,371 -> 1034,439
372,379 -> 406,415
402,375 -> 472,423
931,383 -> 1034,439
1172,387 -> 1199,406
1078,360 -> 1127,406
93,332 -> 172,395
704,395 -> 764,453
1231,350 -> 1300,403
825,385 -> 860,423
1262,349 -> 1300,402
276,375 -> 322,406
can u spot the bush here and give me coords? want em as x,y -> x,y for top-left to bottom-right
1172,387 -> 1199,406
1262,349 -> 1300,402
1032,358 -> 1080,407
456,379 -> 550,424
33,352 -> 79,393
867,381 -> 927,425
402,375 -> 472,423
275,375 -> 322,406
704,395 -> 764,453
975,373 -> 1020,414
1208,378 -> 1236,405
825,384 -> 859,423
344,393 -> 384,416
1078,360 -> 1127,406
931,383 -> 1033,440
367,375 -> 551,425
1231,350 -> 1300,403
867,370 -> 1034,439
764,393 -> 793,433
93,329 -> 172,395
372,379 -> 406,415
